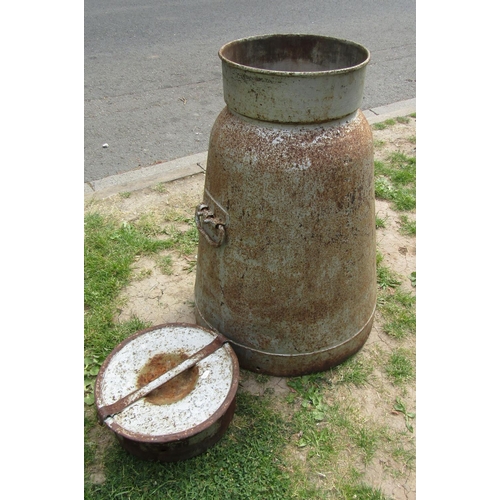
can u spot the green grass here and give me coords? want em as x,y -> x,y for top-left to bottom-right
157,254 -> 174,275
374,152 -> 416,211
84,214 -> 172,354
399,214 -> 416,236
372,118 -> 396,130
85,392 -> 295,500
152,182 -> 166,193
339,484 -> 391,500
396,116 -> 410,124
331,354 -> 374,387
134,212 -> 165,236
373,115 -> 414,131
285,371 -> 398,494
377,288 -> 416,339
166,220 -> 199,255
375,214 -> 387,229
386,349 -> 415,386
376,251 -> 402,290
351,426 -> 380,463
84,211 -> 199,402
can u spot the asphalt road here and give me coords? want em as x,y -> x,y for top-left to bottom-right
84,0 -> 416,184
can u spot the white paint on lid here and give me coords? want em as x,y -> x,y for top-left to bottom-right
96,325 -> 235,437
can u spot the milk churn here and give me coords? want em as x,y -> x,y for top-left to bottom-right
194,34 -> 376,377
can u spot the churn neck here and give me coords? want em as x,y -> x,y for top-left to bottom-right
218,34 -> 370,124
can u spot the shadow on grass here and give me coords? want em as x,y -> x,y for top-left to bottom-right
85,392 -> 294,500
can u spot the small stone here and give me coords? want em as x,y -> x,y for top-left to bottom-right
102,143 -> 109,148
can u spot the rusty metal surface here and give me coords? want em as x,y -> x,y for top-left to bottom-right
219,34 -> 370,123
111,397 -> 237,462
197,306 -> 375,377
94,323 -> 239,461
194,35 -> 376,377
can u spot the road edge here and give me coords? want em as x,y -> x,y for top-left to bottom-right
84,98 -> 416,201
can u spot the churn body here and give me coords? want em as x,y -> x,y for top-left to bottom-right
194,34 -> 376,376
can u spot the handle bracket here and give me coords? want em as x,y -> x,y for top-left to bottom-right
195,204 -> 226,247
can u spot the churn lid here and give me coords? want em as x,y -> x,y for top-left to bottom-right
95,323 -> 239,444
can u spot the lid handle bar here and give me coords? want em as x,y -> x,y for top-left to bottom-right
97,334 -> 228,423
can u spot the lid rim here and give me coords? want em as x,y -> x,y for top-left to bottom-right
95,323 -> 240,443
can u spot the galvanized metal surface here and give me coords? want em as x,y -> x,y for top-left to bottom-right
219,34 -> 370,123
94,323 -> 239,461
194,35 -> 376,377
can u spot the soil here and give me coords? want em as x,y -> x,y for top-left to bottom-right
86,117 -> 416,499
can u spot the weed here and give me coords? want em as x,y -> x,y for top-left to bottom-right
351,426 -> 380,463
157,254 -> 174,275
164,220 -> 199,256
135,268 -> 152,280
332,354 -> 373,386
399,214 -> 416,236
391,442 -> 416,470
183,256 -> 197,273
374,152 -> 416,211
152,183 -> 166,193
255,373 -> 270,384
376,251 -> 402,289
373,139 -> 385,148
338,483 -> 391,500
386,349 -> 415,386
287,379 -> 397,493
409,271 -> 416,288
393,398 -> 416,432
84,213 -> 170,312
163,209 -> 191,223
396,116 -> 410,124
407,135 -> 416,144
134,212 -> 164,236
288,373 -> 330,422
388,152 -> 415,183
119,191 -> 131,198
84,212 -> 173,394
393,189 -> 415,211
84,355 -> 101,405
373,118 -> 396,130
374,176 -> 394,200
296,427 -> 336,458
375,214 -> 387,229
377,289 -> 416,339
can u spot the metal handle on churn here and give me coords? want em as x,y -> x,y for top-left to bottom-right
195,204 -> 226,247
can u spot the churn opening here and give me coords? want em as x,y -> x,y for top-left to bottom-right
219,34 -> 370,74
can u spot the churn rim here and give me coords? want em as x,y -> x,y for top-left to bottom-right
218,33 -> 370,77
